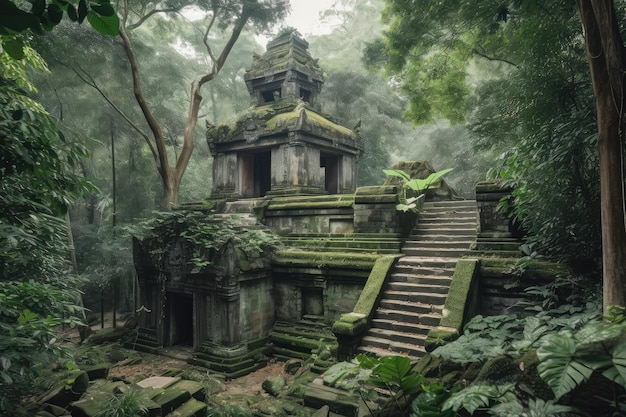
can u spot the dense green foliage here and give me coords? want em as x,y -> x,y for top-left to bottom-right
94,387 -> 149,417
0,45 -> 90,411
370,0 -> 604,266
0,0 -> 119,59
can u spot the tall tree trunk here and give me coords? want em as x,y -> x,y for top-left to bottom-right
578,0 -> 626,311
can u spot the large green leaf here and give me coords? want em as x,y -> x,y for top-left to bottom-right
383,169 -> 411,181
86,10 -> 119,35
2,37 -> 25,59
371,355 -> 421,396
406,168 -> 454,192
0,0 -> 40,34
537,334 -> 594,399
443,384 -> 513,414
601,340 -> 626,389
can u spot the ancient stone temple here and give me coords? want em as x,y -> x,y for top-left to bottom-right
207,32 -> 361,198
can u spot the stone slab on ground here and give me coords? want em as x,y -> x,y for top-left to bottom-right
137,375 -> 181,389
304,382 -> 359,417
151,387 -> 191,415
170,379 -> 206,401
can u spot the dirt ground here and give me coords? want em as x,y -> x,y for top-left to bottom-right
107,351 -> 292,397
74,314 -> 295,398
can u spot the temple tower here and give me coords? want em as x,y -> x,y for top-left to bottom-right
207,32 -> 361,198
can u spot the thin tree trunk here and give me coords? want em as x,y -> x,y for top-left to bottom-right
578,0 -> 626,311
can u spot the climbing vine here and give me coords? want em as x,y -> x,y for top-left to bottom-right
136,210 -> 282,269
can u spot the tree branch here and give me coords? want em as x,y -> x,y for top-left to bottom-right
175,4 -> 250,181
119,0 -> 169,179
126,7 -> 183,30
472,47 -> 518,67
58,60 -> 158,161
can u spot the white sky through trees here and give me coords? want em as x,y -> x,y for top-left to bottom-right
256,0 -> 339,46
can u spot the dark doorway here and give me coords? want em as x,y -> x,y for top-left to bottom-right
167,293 -> 193,346
320,153 -> 340,194
302,287 -> 324,318
240,151 -> 271,197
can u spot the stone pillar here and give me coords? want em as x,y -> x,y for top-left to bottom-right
269,136 -> 325,195
339,154 -> 358,194
211,153 -> 238,198
475,181 -> 515,237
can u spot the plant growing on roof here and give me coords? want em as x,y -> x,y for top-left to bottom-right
383,168 -> 454,212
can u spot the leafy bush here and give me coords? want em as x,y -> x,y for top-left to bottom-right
94,387 -> 148,417
383,168 -> 453,213
135,210 -> 282,269
356,354 -> 422,415
207,403 -> 253,417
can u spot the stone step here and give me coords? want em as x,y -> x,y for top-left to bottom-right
370,318 -> 433,335
413,228 -> 477,238
402,247 -> 469,257
365,327 -> 428,346
375,308 -> 443,326
416,221 -> 478,229
356,345 -> 421,362
404,240 -> 475,249
421,210 -> 477,218
359,336 -> 427,359
174,397 -> 208,417
377,299 -> 443,316
411,233 -> 476,242
396,256 -> 459,269
151,387 -> 191,416
386,281 -> 451,294
392,265 -> 455,277
383,290 -> 448,305
419,216 -> 478,224
389,273 -> 453,285
423,200 -> 476,209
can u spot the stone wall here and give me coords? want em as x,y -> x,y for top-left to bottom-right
264,195 -> 355,235
353,186 -> 417,236
475,181 -> 515,237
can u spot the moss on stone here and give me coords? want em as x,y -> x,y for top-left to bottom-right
475,180 -> 514,193
267,195 -> 355,211
273,250 -> 380,269
424,328 -> 459,352
439,259 -> 479,330
355,185 -> 398,196
331,255 -> 400,336
353,255 -> 399,315
475,356 -> 520,384
331,313 -> 367,336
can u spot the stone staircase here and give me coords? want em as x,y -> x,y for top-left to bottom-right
357,200 -> 478,361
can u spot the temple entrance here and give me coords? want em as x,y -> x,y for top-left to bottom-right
166,293 -> 194,347
240,151 -> 271,197
320,153 -> 340,194
302,287 -> 324,318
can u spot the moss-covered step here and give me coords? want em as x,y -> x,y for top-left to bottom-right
173,397 -> 208,417
150,387 -> 191,415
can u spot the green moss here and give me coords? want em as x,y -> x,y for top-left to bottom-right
424,328 -> 459,352
332,256 -> 400,336
273,250 -> 380,269
235,247 -> 251,272
267,194 -> 355,211
331,313 -> 367,336
475,356 -> 520,384
475,180 -> 514,193
355,186 -> 398,196
439,259 -> 479,330
353,255 -> 399,315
